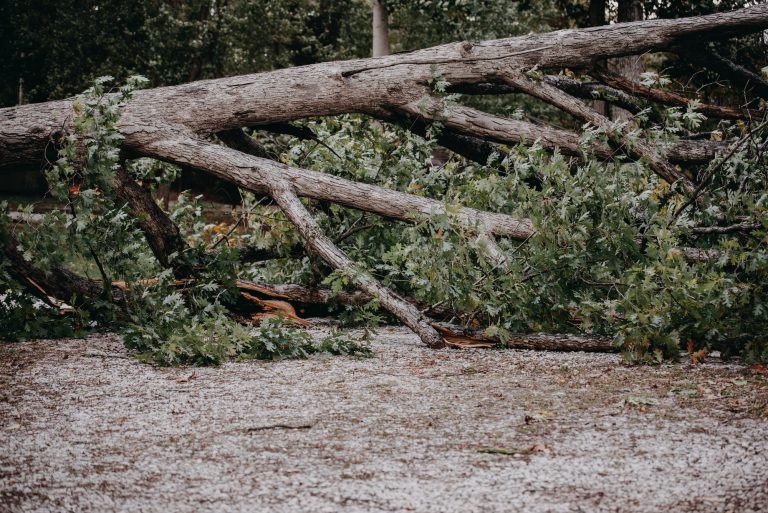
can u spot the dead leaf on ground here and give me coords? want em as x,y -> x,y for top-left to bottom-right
524,410 -> 553,424
176,371 -> 196,383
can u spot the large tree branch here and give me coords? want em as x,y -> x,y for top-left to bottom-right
502,72 -> 696,193
266,178 -> 446,348
397,98 -> 722,166
450,76 -> 644,116
591,67 -> 762,120
3,6 -> 767,172
236,280 -> 615,351
141,134 -> 536,240
113,166 -> 191,275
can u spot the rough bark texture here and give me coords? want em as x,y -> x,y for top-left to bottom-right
143,137 -> 537,240
432,322 -> 615,352
3,5 -> 768,171
112,166 -> 189,273
372,0 -> 389,58
611,0 -> 645,121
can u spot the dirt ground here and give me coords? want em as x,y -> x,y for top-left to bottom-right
1,328 -> 767,513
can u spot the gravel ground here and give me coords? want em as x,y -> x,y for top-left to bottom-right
1,328 -> 767,513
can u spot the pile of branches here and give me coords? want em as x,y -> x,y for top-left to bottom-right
2,6 -> 768,361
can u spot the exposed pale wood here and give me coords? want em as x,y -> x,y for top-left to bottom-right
239,291 -> 309,325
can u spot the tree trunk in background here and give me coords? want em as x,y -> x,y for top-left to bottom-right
372,0 -> 389,57
611,0 -> 645,121
589,0 -> 608,116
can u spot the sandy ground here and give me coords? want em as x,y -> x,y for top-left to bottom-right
1,328 -> 767,513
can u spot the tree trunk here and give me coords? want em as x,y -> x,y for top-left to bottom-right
372,0 -> 390,58
611,0 -> 645,122
588,0 -> 609,116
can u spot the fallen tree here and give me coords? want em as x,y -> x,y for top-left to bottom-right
2,5 -> 768,362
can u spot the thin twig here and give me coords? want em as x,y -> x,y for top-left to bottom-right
246,423 -> 313,432
691,222 -> 762,235
670,119 -> 768,225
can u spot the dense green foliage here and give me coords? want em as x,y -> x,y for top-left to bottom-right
254,107 -> 767,364
1,79 -> 375,364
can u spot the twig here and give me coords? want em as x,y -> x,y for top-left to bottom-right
246,423 -> 313,432
670,119 -> 768,225
210,217 -> 243,250
333,214 -> 370,244
691,222 -> 762,235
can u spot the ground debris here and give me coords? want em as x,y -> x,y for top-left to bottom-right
1,328 -> 766,513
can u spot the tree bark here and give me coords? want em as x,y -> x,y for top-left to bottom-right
112,166 -> 190,274
267,177 -> 446,348
611,0 -> 645,122
3,5 -> 767,172
372,0 -> 389,58
432,322 -> 614,352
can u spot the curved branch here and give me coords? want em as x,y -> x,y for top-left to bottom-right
592,67 -> 762,120
396,98 -> 723,166
450,76 -> 644,115
677,44 -> 768,99
267,178 -> 446,349
502,72 -> 695,193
